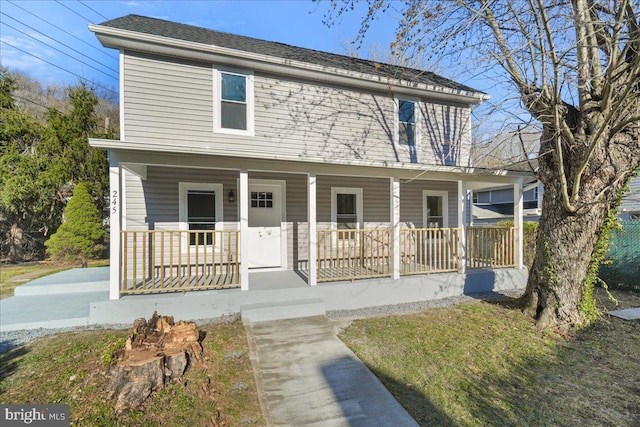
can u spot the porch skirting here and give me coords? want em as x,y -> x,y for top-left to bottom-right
88,268 -> 528,326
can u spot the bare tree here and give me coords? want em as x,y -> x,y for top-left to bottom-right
325,0 -> 640,330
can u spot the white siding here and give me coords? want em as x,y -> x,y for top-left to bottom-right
122,51 -> 472,167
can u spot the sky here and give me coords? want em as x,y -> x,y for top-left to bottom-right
0,1 -> 404,93
0,0 -> 519,134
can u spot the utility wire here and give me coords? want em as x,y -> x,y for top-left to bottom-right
7,0 -> 117,61
78,0 -> 109,21
2,13 -> 119,75
1,40 -> 118,96
54,0 -> 95,24
1,18 -> 119,81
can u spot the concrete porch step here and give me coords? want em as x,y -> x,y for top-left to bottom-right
241,298 -> 325,324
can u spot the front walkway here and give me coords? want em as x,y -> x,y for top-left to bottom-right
243,313 -> 419,426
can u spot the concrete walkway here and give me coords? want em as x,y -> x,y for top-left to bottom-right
243,311 -> 419,427
0,267 -> 110,331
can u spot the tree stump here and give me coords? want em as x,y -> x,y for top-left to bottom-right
107,312 -> 203,414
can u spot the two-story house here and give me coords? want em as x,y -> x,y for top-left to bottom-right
89,15 -> 528,300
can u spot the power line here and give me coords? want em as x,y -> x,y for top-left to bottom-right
7,0 -> 116,62
2,17 -> 119,81
1,40 -> 118,96
54,0 -> 95,24
78,0 -> 108,21
2,13 -> 118,74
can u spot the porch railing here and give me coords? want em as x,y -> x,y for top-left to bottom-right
317,228 -> 391,282
400,228 -> 461,275
466,226 -> 516,269
121,230 -> 240,295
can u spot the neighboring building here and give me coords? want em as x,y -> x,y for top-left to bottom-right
619,176 -> 640,221
473,174 -> 640,223
473,180 -> 543,224
89,15 -> 528,300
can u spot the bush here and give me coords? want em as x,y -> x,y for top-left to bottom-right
45,183 -> 106,267
497,220 -> 539,269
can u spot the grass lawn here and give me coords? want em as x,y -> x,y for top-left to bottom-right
339,288 -> 640,427
0,259 -> 109,300
0,319 -> 264,426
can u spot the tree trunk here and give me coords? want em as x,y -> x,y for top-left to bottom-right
7,224 -> 25,262
521,178 -> 609,330
521,124 -> 638,330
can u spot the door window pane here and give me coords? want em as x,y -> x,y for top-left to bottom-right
250,191 -> 273,208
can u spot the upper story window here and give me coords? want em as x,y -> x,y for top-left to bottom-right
398,99 -> 416,146
215,69 -> 254,136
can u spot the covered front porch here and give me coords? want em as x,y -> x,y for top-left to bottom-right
106,148 -> 527,299
118,226 -> 517,295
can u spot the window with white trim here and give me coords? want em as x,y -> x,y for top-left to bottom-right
215,69 -> 254,135
423,191 -> 448,228
179,183 -> 224,246
331,187 -> 363,233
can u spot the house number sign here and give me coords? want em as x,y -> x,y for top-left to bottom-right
112,190 -> 118,214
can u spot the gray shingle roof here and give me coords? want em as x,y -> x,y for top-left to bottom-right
99,14 -> 484,96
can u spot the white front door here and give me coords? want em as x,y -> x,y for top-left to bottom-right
248,182 -> 283,268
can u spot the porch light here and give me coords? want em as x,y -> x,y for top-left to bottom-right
228,189 -> 236,203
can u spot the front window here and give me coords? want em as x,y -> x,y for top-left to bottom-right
331,187 -> 363,239
336,193 -> 357,230
179,183 -> 224,247
187,190 -> 216,245
398,100 -> 415,146
423,191 -> 448,228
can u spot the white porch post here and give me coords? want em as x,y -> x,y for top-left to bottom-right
308,173 -> 317,286
240,170 -> 249,290
514,177 -> 524,269
458,180 -> 468,274
108,156 -> 121,300
391,178 -> 401,279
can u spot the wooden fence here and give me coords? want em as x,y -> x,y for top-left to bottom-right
121,230 -> 240,295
